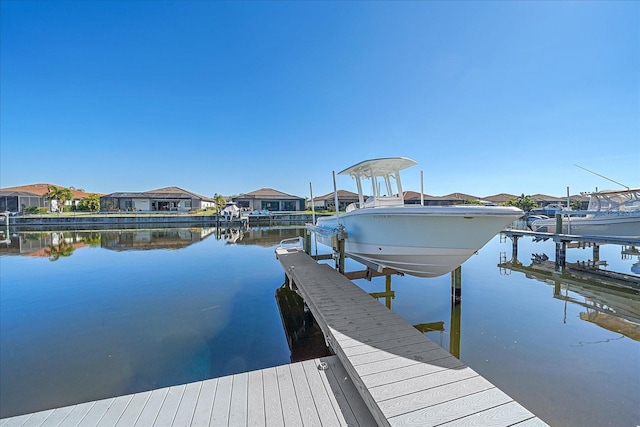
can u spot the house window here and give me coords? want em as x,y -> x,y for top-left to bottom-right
283,201 -> 296,211
185,200 -> 192,208
261,201 -> 279,211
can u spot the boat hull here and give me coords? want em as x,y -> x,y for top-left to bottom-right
530,215 -> 640,237
314,205 -> 523,278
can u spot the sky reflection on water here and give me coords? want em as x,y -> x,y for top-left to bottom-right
0,226 -> 638,426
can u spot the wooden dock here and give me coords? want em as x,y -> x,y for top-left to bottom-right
275,247 -> 549,427
0,356 -> 376,427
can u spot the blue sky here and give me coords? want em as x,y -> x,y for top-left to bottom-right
1,0 -> 638,199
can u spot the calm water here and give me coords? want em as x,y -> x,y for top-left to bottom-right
0,225 -> 638,426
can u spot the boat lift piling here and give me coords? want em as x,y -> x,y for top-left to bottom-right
451,266 -> 462,304
502,229 -> 639,275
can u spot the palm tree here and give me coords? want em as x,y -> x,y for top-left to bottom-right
80,194 -> 101,212
505,194 -> 538,212
213,193 -> 226,213
45,241 -> 75,261
47,185 -> 74,213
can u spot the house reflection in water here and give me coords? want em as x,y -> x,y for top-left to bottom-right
0,228 -> 218,257
101,228 -> 216,251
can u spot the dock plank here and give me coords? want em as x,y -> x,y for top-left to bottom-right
58,401 -> 96,426
228,373 -> 248,427
289,362 -> 322,426
246,370 -> 266,427
262,366 -> 285,426
209,375 -> 232,426
301,359 -> 342,426
190,378 -> 217,427
35,406 -> 76,427
116,391 -> 152,426
96,395 -> 133,427
439,401 -> 537,427
1,414 -> 32,427
152,384 -> 185,427
276,364 -> 303,425
388,387 -> 513,427
1,356 -> 374,427
133,387 -> 169,426
74,397 -> 114,426
18,409 -> 55,427
369,368 -> 479,402
171,381 -> 201,427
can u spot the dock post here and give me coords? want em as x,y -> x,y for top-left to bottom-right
451,266 -> 462,304
511,235 -> 520,260
555,213 -> 563,234
304,231 -> 311,254
593,244 -> 600,263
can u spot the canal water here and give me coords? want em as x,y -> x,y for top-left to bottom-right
0,225 -> 638,426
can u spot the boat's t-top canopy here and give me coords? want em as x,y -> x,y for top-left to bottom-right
338,157 -> 417,178
339,157 -> 418,208
584,188 -> 640,212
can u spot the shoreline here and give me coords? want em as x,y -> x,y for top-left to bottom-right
3,212 -> 323,229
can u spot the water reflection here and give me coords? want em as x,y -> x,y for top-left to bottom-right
499,246 -> 640,341
275,284 -> 332,363
223,226 -> 305,247
0,226 -> 306,257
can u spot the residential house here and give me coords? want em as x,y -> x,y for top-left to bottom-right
310,190 -> 360,211
438,192 -> 483,206
0,183 -> 95,213
233,188 -> 305,212
100,187 -> 215,212
403,191 -> 447,205
482,193 -> 519,205
530,194 -> 568,208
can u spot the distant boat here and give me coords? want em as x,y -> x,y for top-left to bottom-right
220,201 -> 241,220
526,214 -> 549,229
530,188 -> 640,237
310,157 -> 523,278
529,204 -> 567,217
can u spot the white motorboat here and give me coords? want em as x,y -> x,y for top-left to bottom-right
311,157 -> 523,278
530,188 -> 640,237
221,201 -> 241,220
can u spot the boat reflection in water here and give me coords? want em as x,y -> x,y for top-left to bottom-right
499,250 -> 640,341
221,226 -> 305,247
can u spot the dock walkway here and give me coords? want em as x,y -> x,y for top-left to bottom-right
0,356 -> 376,427
276,247 -> 549,427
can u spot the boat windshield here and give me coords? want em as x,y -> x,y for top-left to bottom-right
373,172 -> 400,198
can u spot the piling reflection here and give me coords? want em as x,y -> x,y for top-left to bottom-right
499,247 -> 640,341
368,273 -> 461,359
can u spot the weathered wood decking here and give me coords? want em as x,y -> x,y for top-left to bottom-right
275,247 -> 549,427
0,356 -> 376,427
